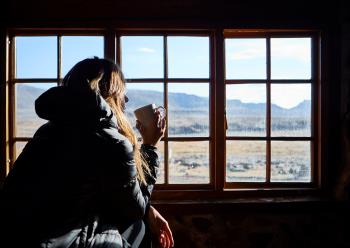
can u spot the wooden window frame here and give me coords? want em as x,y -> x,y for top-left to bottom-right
116,30 -> 215,190
223,30 -> 321,190
8,31 -> 107,165
4,28 -> 322,201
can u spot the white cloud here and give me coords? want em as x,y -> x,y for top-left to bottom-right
226,38 -> 310,63
271,38 -> 310,63
226,39 -> 265,61
138,47 -> 156,53
228,48 -> 265,60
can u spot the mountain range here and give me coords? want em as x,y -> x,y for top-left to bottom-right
17,85 -> 311,118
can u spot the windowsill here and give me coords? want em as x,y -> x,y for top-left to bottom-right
153,195 -> 326,204
152,187 -> 323,201
151,195 -> 349,214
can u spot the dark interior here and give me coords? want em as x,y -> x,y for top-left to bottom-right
1,0 -> 349,247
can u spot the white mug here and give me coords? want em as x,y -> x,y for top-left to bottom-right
133,103 -> 165,130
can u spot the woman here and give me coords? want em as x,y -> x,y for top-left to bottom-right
1,58 -> 174,248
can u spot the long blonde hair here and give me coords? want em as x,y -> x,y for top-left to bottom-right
60,57 -> 150,184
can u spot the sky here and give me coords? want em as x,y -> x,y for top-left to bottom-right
16,36 -> 311,109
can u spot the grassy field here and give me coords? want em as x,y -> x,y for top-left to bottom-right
15,114 -> 311,184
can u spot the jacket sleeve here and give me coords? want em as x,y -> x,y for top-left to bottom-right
99,136 -> 159,224
139,144 -> 160,214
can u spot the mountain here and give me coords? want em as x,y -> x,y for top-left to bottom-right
17,84 -> 47,109
126,89 -> 209,111
17,85 -> 311,118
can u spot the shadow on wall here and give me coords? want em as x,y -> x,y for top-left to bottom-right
165,208 -> 350,248
335,110 -> 350,200
335,12 -> 350,200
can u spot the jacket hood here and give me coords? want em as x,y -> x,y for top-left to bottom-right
35,86 -> 118,128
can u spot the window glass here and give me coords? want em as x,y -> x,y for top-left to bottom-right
271,84 -> 311,137
168,83 -> 209,137
155,141 -> 165,184
168,37 -> 209,78
15,142 -> 27,160
121,36 -> 163,78
168,141 -> 210,184
271,38 -> 311,79
225,38 -> 266,79
16,36 -> 57,78
226,84 -> 266,137
16,83 -> 56,137
226,141 -> 266,182
126,83 -> 164,135
61,36 -> 104,77
271,141 -> 311,182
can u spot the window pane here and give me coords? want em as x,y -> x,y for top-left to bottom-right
271,84 -> 311,137
226,84 -> 266,136
121,36 -> 163,78
225,38 -> 266,79
15,142 -> 27,161
126,83 -> 164,136
16,83 -> 56,137
168,37 -> 209,78
271,141 -> 311,182
271,38 -> 311,79
168,83 -> 209,137
169,141 -> 209,184
16,37 -> 57,78
226,141 -> 266,182
155,141 -> 165,184
61,36 -> 104,77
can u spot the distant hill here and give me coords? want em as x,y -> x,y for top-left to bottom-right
17,84 -> 48,109
17,84 -> 311,118
126,89 -> 209,111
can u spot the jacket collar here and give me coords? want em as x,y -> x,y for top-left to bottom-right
35,86 -> 119,129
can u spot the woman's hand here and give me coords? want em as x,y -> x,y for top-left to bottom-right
136,110 -> 166,147
146,205 -> 174,248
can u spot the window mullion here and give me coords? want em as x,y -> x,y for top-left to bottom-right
164,35 -> 169,185
0,32 -> 10,180
311,34 -> 320,186
104,30 -> 116,63
9,36 -> 16,169
57,35 -> 61,82
216,30 -> 226,191
266,37 -> 271,184
116,35 -> 121,67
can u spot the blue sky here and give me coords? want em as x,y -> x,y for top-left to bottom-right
16,36 -> 311,109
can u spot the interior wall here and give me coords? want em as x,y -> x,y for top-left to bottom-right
334,0 -> 350,200
0,28 -> 8,187
1,0 -> 340,28
157,202 -> 350,248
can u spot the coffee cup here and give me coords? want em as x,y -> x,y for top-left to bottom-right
134,103 -> 166,130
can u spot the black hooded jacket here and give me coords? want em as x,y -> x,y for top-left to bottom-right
1,86 -> 159,245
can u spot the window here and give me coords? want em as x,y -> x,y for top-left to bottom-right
6,29 -> 320,198
120,34 -> 212,187
224,31 -> 318,189
11,34 -> 104,159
